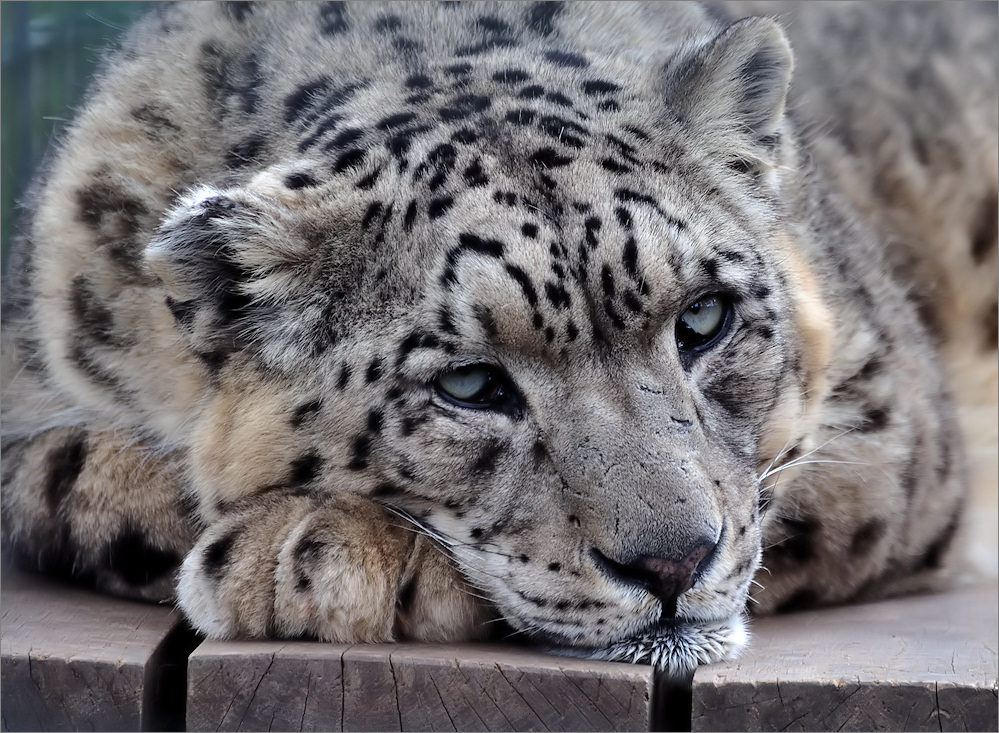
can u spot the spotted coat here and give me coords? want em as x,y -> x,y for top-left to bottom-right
1,1 -> 995,674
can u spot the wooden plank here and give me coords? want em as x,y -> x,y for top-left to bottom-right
691,583 -> 999,732
0,565 -> 190,732
189,641 -> 654,732
186,639 -> 350,732
367,644 -> 654,732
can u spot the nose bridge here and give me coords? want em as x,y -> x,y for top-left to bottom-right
555,379 -> 721,561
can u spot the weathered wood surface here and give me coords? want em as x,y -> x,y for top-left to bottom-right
691,582 -> 999,732
0,565 -> 192,732
186,640 -> 656,732
4,562 -> 996,732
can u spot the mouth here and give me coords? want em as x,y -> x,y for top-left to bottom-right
545,613 -> 749,677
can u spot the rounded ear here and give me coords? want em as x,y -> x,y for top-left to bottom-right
145,186 -> 301,360
663,17 -> 794,163
145,179 -> 368,364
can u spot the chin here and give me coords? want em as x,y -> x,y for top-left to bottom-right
549,614 -> 749,678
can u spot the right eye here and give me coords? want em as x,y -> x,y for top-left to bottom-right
434,364 -> 521,415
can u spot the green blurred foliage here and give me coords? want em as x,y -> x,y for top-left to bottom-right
1,1 -> 148,273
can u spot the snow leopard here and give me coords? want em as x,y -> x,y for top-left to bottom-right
2,1 -> 995,675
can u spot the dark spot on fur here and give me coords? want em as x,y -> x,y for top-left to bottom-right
204,531 -> 238,577
442,234 -> 505,286
971,190 -> 998,263
285,172 -> 319,189
371,483 -> 403,497
365,357 -> 384,383
319,2 -> 349,35
493,68 -> 531,84
296,572 -> 311,592
858,406 -> 891,433
545,282 -> 571,309
582,79 -> 620,95
361,201 -> 384,230
405,74 -> 434,90
767,517 -> 818,563
473,441 -> 506,474
326,126 -> 365,151
348,434 -> 372,470
333,148 -> 366,173
474,306 -> 498,338
374,14 -> 402,33
291,398 -> 323,427
45,435 -> 88,513
544,50 -> 588,68
366,409 -> 384,435
525,2 -> 563,36
622,238 -> 640,280
445,62 -> 472,77
439,94 -> 491,122
289,452 -> 323,485
546,91 -> 573,107
225,135 -> 267,168
131,104 -> 181,134
70,276 -> 133,348
106,530 -> 180,587
900,441 -> 922,498
463,158 -> 489,187
917,505 -> 962,571
451,128 -> 478,145
74,171 -> 149,249
850,519 -> 887,556
336,363 -> 352,390
505,264 -> 539,307
223,2 -> 254,21
294,536 -> 326,562
530,147 -> 573,168
428,196 -> 455,219
377,112 -> 417,130
601,158 -> 631,174
548,562 -> 562,572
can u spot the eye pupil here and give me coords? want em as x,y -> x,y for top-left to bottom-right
676,294 -> 730,353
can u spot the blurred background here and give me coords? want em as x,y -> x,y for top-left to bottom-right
1,1 -> 146,273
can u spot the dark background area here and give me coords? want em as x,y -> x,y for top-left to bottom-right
1,1 -> 147,273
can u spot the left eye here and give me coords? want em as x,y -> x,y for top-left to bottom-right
676,294 -> 732,352
435,364 -> 516,411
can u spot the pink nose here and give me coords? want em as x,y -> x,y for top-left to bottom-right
592,538 -> 718,618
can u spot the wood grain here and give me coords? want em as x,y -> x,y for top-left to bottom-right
691,583 -> 999,732
188,641 -> 655,732
0,565 -> 189,732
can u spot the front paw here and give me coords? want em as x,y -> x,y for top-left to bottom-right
177,494 -> 412,642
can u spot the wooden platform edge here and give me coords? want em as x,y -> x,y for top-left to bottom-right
3,566 -> 996,732
0,566 -> 199,732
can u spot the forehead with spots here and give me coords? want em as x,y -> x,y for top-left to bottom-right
255,14 -> 791,361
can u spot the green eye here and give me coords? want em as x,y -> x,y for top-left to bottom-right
676,294 -> 731,352
435,364 -> 520,414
